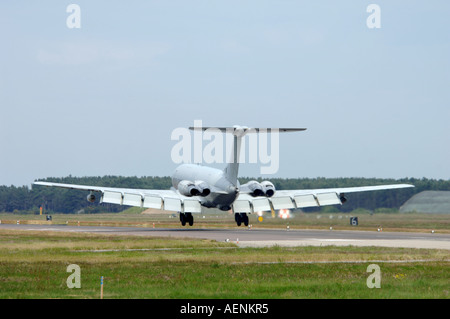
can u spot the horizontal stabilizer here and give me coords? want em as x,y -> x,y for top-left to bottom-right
189,125 -> 306,137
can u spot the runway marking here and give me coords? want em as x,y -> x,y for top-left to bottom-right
231,259 -> 450,265
25,228 -> 56,231
237,239 -> 450,249
74,247 -> 237,252
310,239 -> 358,242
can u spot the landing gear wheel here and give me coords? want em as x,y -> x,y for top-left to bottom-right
242,213 -> 249,227
180,213 -> 194,226
235,213 -> 241,226
186,213 -> 194,226
235,213 -> 248,227
179,212 -> 186,226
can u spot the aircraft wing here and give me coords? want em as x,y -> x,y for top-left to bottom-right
33,181 -> 204,213
34,181 -> 414,214
232,184 -> 414,213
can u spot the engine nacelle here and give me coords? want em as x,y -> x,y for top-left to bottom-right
243,180 -> 276,197
194,181 -> 211,196
246,180 -> 265,197
178,180 -> 211,197
261,181 -> 275,197
178,180 -> 200,196
87,193 -> 96,203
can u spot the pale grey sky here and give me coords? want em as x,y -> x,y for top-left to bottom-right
1,1 -> 449,186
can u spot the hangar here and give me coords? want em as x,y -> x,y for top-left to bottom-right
400,191 -> 450,214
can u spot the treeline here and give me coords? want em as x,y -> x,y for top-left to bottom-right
0,176 -> 449,214
0,176 -> 172,214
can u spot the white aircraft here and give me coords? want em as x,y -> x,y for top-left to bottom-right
34,126 -> 414,226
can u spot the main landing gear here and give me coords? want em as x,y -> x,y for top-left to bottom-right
179,212 -> 194,226
235,213 -> 249,227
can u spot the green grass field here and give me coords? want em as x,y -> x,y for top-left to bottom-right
0,228 -> 448,299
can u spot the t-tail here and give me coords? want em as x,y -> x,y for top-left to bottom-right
189,125 -> 306,186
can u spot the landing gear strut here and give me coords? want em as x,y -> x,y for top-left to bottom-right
179,212 -> 194,226
235,213 -> 249,227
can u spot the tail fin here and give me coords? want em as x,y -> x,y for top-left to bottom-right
223,134 -> 241,186
189,125 -> 306,186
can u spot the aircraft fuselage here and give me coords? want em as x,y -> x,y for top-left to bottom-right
171,164 -> 239,211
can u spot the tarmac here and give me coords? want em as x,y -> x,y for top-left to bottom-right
1,223 -> 449,250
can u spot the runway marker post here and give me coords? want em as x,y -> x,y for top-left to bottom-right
100,276 -> 104,299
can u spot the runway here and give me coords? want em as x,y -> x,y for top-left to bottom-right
2,223 -> 449,250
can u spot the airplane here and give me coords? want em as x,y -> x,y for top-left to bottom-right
34,125 -> 414,227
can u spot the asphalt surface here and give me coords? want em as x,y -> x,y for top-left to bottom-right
2,223 -> 449,249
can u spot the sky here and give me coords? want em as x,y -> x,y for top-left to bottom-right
1,1 -> 449,186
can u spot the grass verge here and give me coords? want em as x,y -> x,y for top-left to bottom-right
0,229 -> 448,299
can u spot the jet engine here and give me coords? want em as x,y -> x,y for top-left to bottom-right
178,180 -> 211,197
243,180 -> 276,197
194,181 -> 211,196
261,181 -> 275,197
178,180 -> 199,196
87,193 -> 96,203
245,180 -> 265,197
